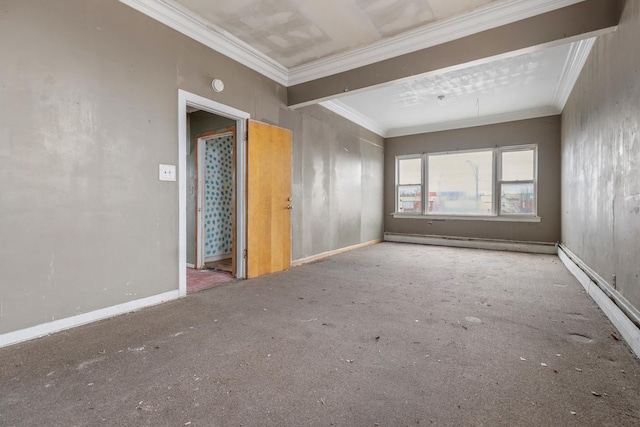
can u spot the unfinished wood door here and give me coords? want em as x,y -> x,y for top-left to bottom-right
246,120 -> 292,278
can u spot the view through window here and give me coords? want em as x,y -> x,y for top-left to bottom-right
499,149 -> 536,215
397,157 -> 422,213
428,150 -> 493,215
395,145 -> 537,217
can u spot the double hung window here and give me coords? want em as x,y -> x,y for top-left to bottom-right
498,147 -> 537,215
396,156 -> 423,214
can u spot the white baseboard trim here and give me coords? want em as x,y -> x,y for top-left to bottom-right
186,263 -> 195,268
0,290 -> 181,349
292,239 -> 382,267
558,246 -> 640,358
384,232 -> 557,254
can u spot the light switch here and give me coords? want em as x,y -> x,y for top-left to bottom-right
159,164 -> 176,182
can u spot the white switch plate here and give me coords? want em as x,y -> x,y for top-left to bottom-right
159,164 -> 176,182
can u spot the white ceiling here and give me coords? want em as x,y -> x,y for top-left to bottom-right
321,39 -> 595,137
172,0 -> 501,68
119,0 -> 594,137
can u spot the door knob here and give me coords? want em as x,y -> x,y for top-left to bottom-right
286,204 -> 293,210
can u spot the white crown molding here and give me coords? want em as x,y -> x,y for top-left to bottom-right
120,0 -> 587,88
319,101 -> 387,137
118,0 -> 288,86
552,37 -> 596,110
385,106 -> 561,138
321,101 -> 560,139
287,0 -> 587,86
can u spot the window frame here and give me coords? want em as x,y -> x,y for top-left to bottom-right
496,144 -> 538,217
395,154 -> 424,215
426,147 -> 496,217
393,144 -> 539,221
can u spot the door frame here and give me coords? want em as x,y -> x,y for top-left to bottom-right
178,89 -> 249,296
195,127 -> 236,270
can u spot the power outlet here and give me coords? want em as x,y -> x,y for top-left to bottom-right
159,164 -> 176,182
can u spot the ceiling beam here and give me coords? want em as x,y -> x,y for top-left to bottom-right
287,0 -> 619,108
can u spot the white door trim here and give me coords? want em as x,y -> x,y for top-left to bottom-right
196,136 -> 205,269
178,90 -> 250,295
196,132 -> 235,267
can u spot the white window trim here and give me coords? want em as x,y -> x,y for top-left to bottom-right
497,144 -> 538,217
427,147 -> 495,217
391,213 -> 542,222
393,144 -> 540,222
395,154 -> 424,214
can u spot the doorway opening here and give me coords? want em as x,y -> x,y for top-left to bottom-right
178,90 -> 249,296
189,119 -> 235,292
195,127 -> 236,271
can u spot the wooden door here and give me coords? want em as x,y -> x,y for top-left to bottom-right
246,120 -> 292,278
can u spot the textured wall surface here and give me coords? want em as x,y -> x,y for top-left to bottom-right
281,105 -> 384,260
0,0 -> 384,335
203,134 -> 234,260
384,117 -> 561,243
561,0 -> 640,311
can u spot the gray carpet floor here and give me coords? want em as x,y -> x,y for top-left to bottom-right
1,243 -> 639,426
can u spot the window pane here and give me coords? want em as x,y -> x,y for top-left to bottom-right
501,183 -> 534,215
398,185 -> 422,213
398,158 -> 422,185
502,150 -> 534,181
428,151 -> 493,215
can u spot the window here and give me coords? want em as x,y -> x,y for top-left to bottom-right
428,150 -> 493,215
394,145 -> 538,220
396,156 -> 422,213
498,147 -> 536,215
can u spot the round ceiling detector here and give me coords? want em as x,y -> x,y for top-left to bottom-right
212,79 -> 225,93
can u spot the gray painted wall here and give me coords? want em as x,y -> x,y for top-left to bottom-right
0,0 -> 384,335
561,0 -> 640,311
384,117 -> 561,243
282,105 -> 384,260
186,112 -> 235,265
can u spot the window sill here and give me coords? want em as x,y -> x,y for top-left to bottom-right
391,213 -> 542,223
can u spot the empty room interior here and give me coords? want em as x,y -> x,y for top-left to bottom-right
1,0 -> 639,425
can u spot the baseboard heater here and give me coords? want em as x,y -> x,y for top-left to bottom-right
558,244 -> 640,358
383,232 -> 557,255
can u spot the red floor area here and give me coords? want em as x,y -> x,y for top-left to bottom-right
186,267 -> 235,293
